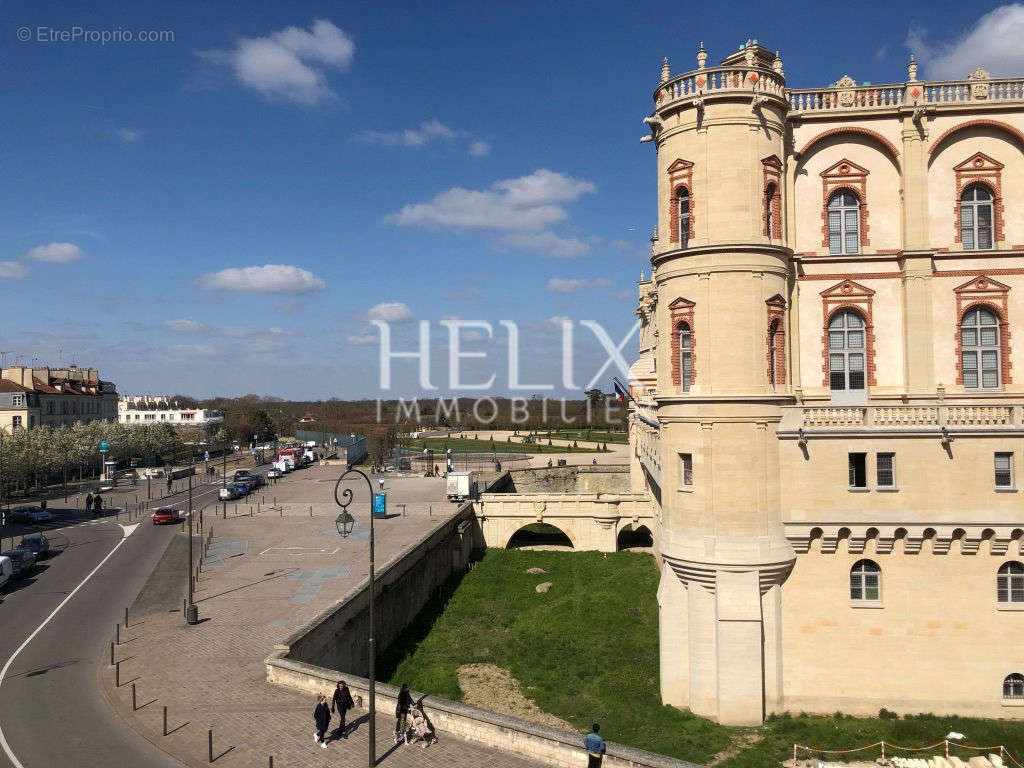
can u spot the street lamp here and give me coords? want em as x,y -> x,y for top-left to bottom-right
335,510 -> 355,537
334,468 -> 377,768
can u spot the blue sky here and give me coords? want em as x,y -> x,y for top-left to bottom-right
1,0 -> 1021,398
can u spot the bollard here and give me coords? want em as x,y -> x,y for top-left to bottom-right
269,757 -> 273,768
125,606 -> 129,628
115,660 -> 120,687
429,504 -> 432,517
132,682 -> 137,711
110,642 -> 115,666
309,505 -> 312,517
116,622 -> 120,644
208,729 -> 213,763
163,705 -> 168,736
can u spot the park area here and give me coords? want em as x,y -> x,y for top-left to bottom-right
378,548 -> 1024,767
408,436 -> 606,454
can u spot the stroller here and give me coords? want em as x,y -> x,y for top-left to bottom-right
406,701 -> 437,748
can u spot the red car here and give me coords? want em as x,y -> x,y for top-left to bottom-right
151,507 -> 181,525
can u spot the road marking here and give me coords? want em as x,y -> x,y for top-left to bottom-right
0,523 -> 138,768
258,546 -> 340,556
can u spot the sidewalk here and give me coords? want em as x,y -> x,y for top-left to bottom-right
103,469 -> 548,768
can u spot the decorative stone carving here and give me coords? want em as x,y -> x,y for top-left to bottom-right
661,56 -> 670,84
968,67 -> 990,99
907,54 -> 917,82
834,74 -> 858,107
772,51 -> 783,76
744,45 -> 755,67
696,41 -> 707,70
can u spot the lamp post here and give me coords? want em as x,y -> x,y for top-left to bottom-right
185,472 -> 198,625
0,425 -> 6,517
334,468 -> 377,768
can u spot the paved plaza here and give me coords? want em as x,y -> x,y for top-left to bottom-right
103,466 -> 547,767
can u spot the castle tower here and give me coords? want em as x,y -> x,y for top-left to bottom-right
642,41 -> 796,726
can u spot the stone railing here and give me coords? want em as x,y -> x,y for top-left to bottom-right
785,403 -> 1022,431
656,66 -> 786,107
788,77 -> 1024,114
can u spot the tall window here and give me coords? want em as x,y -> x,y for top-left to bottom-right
995,452 -> 1014,489
11,416 -> 22,429
768,319 -> 780,387
998,562 -> 1024,604
679,322 -> 692,392
850,559 -> 881,602
765,184 -> 776,239
960,184 -> 994,250
1004,674 -> 1024,700
679,453 -> 693,487
961,307 -> 1000,389
678,188 -> 690,247
829,310 -> 866,391
848,453 -> 867,488
876,453 -> 895,489
828,191 -> 860,255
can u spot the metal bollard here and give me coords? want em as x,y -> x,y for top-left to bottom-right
125,606 -> 129,628
163,705 -> 168,736
110,642 -> 115,666
116,622 -> 120,644
269,757 -> 273,768
208,729 -> 213,763
115,660 -> 121,687
309,505 -> 312,517
132,682 -> 137,711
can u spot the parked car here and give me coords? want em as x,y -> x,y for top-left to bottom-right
9,506 -> 52,524
266,468 -> 283,480
234,477 -> 259,493
234,471 -> 265,487
18,534 -> 50,559
2,549 -> 34,578
151,507 -> 181,525
219,483 -> 248,501
0,556 -> 12,589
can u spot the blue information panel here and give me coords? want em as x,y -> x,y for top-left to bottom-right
372,492 -> 387,518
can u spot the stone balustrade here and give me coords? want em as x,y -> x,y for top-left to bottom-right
788,76 -> 1024,114
784,403 -> 1023,432
656,66 -> 786,107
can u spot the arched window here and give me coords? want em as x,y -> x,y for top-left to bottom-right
678,188 -> 690,247
850,559 -> 881,602
828,310 -> 865,392
768,318 -> 780,387
960,184 -> 994,250
679,322 -> 692,392
961,307 -> 1000,389
998,562 -> 1024,604
828,191 -> 860,255
765,184 -> 776,239
1004,674 -> 1024,700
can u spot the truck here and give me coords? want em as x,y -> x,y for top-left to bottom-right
446,471 -> 472,502
277,448 -> 298,470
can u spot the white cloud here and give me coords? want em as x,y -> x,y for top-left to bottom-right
386,169 -> 596,232
503,231 -> 591,258
200,19 -> 355,105
169,344 -> 216,357
356,119 -> 458,148
616,289 -> 635,301
469,140 -> 491,157
547,277 -> 610,294
117,128 -> 141,143
908,4 -> 1024,79
0,261 -> 28,279
347,332 -> 378,345
164,318 -> 206,333
195,264 -> 326,294
25,242 -> 83,263
367,301 -> 414,323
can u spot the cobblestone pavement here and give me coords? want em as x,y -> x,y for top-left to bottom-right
102,468 -> 546,768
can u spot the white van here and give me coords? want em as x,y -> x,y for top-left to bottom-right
0,556 -> 12,590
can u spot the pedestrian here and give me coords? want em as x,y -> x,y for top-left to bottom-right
331,680 -> 354,739
40,499 -> 47,512
547,458 -> 553,468
592,458 -> 598,465
584,723 -> 606,767
166,476 -> 172,494
93,494 -> 103,517
313,693 -> 330,749
85,492 -> 93,514
393,683 -> 412,744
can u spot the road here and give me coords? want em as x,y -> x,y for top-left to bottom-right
0,469 -> 263,768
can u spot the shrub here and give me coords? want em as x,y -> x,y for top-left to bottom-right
879,708 -> 899,720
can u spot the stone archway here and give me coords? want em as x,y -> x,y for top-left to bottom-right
617,524 -> 654,551
506,522 -> 574,550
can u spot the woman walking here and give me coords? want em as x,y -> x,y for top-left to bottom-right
313,694 -> 330,749
393,683 -> 412,744
331,680 -> 354,739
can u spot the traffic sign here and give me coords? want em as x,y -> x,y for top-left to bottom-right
204,451 -> 210,461
98,440 -> 109,452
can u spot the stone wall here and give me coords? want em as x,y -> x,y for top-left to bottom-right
282,505 -> 484,675
505,465 -> 631,494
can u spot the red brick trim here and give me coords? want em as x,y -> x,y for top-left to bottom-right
953,153 -> 1005,247
935,268 -> 1024,277
797,127 -> 900,162
762,155 -> 782,239
800,272 -> 901,281
766,294 -> 786,386
953,276 -> 1012,386
821,160 -> 870,250
669,296 -> 695,391
928,119 -> 1024,155
667,159 -> 694,246
820,280 -> 877,388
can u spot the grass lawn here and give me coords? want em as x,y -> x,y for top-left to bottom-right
408,437 -> 603,454
545,429 -> 629,445
380,549 -> 1024,767
379,549 -> 730,764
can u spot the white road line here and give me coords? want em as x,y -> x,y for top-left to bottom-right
0,522 -> 138,768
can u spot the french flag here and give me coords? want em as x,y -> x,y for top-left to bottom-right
614,380 -> 628,404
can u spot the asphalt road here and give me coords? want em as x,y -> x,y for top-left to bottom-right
0,471 -> 259,768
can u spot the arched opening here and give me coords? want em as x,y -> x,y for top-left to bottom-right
677,187 -> 690,247
764,183 -> 777,238
507,522 -> 574,550
960,306 -> 1001,389
850,559 -> 881,602
828,309 -> 867,392
768,318 -> 781,387
617,524 -> 654,551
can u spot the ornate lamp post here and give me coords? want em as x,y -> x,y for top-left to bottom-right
334,468 -> 376,767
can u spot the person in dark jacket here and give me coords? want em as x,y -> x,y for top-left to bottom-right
85,493 -> 93,514
584,723 -> 606,767
331,680 -> 354,739
393,683 -> 412,744
93,494 -> 103,516
313,694 -> 330,749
